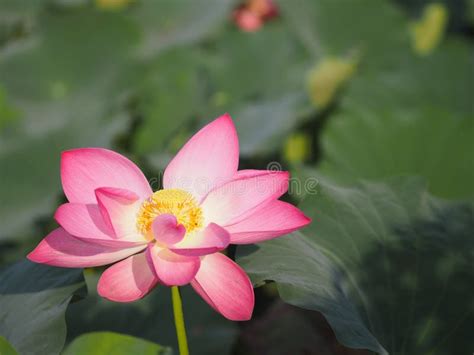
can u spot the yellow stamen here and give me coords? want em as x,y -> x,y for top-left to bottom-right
136,189 -> 203,240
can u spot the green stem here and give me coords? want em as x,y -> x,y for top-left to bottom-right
171,286 -> 190,355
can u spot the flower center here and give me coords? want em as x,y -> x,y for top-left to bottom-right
136,189 -> 203,239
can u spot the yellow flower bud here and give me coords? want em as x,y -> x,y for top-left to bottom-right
307,57 -> 357,109
410,3 -> 448,56
95,0 -> 133,11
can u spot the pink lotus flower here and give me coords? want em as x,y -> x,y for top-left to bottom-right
28,114 -> 310,321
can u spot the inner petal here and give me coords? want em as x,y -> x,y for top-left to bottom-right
136,189 -> 203,240
152,214 -> 186,246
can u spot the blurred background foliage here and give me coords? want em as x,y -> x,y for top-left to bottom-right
0,0 -> 472,354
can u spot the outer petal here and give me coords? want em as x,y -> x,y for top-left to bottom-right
27,228 -> 146,268
191,253 -> 254,321
61,148 -> 152,204
233,169 -> 273,179
97,252 -> 158,302
146,245 -> 200,286
201,171 -> 289,226
225,200 -> 311,244
152,214 -> 186,246
163,114 -> 239,200
95,187 -> 141,238
170,223 -> 230,257
55,203 -> 145,247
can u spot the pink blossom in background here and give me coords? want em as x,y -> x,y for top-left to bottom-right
28,114 -> 310,321
233,0 -> 278,32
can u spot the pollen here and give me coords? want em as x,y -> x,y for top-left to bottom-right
136,189 -> 203,239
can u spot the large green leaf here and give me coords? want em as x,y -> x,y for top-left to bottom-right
319,103 -> 474,200
0,260 -> 86,355
63,332 -> 172,355
0,9 -> 137,239
237,176 -> 474,354
66,272 -> 237,355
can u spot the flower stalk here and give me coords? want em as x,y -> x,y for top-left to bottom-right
171,286 -> 189,355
